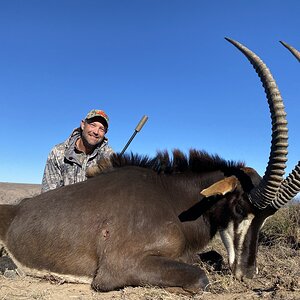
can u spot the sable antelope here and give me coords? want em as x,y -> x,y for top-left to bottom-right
0,38 -> 299,293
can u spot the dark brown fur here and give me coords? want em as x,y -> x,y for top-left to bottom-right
0,150 -> 262,292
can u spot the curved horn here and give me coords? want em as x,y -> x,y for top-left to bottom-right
280,41 -> 300,62
272,162 -> 300,209
271,44 -> 300,208
225,38 -> 288,210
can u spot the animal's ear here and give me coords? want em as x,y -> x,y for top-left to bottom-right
200,176 -> 238,197
241,166 -> 261,187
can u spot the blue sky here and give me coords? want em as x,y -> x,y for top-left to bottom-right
0,0 -> 299,184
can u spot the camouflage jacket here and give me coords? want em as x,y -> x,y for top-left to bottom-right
41,128 -> 114,193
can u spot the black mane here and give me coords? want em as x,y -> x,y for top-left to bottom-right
110,149 -> 245,175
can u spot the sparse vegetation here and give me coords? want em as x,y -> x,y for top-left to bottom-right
260,202 -> 300,249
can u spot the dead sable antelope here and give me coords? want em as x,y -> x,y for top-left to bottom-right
0,38 -> 299,293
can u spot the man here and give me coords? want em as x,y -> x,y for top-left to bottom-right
41,109 -> 114,193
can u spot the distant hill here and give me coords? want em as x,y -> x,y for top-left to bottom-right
0,182 -> 41,205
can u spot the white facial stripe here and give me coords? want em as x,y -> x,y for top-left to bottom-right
236,214 -> 255,250
235,214 -> 255,269
220,213 -> 255,271
220,221 -> 235,266
261,216 -> 271,230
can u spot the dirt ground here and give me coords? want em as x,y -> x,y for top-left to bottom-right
0,182 -> 299,300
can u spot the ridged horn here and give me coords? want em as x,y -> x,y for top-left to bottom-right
272,162 -> 300,209
272,43 -> 299,209
225,38 -> 288,210
280,41 -> 300,62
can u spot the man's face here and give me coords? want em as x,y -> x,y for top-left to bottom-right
81,118 -> 107,148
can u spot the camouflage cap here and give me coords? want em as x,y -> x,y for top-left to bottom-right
85,109 -> 109,128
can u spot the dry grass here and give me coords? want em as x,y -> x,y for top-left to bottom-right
260,202 -> 300,249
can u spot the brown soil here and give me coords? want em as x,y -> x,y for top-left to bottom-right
0,183 -> 299,300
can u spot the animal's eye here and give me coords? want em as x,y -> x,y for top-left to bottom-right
235,204 -> 245,217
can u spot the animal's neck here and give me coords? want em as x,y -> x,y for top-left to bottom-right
164,175 -> 222,251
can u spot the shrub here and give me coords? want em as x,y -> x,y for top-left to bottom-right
259,202 -> 300,249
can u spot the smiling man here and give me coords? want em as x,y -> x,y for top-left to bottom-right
41,109 -> 114,193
